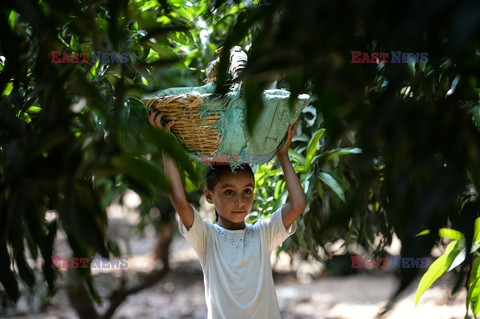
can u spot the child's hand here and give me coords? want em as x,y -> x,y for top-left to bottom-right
148,110 -> 175,131
149,110 -> 194,230
276,121 -> 298,157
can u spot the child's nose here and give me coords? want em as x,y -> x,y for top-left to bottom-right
234,196 -> 245,206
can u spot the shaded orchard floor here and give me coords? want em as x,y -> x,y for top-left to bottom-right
5,232 -> 469,319
2,197 -> 470,319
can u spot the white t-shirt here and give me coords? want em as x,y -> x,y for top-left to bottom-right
178,205 -> 296,319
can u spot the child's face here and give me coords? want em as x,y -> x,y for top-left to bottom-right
204,170 -> 254,230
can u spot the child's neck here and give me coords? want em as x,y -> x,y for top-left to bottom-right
217,218 -> 246,230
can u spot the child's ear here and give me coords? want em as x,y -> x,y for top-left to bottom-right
204,187 -> 214,204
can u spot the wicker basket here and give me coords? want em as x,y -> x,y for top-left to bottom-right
143,84 -> 310,162
143,47 -> 310,162
144,93 -> 221,153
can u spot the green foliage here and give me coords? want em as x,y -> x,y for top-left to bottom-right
213,0 -> 480,311
1,0 -> 480,315
415,218 -> 480,317
0,0 -> 242,305
415,239 -> 465,306
469,257 -> 480,318
252,122 -> 360,257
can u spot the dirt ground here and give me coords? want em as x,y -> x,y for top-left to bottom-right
2,196 -> 472,319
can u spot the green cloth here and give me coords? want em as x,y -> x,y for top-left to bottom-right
144,83 -> 310,164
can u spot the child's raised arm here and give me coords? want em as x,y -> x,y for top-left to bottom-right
276,122 -> 307,229
149,111 -> 194,229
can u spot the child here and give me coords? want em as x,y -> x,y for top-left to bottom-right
149,111 -> 307,319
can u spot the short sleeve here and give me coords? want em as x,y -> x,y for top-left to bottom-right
177,205 -> 208,256
262,205 -> 296,251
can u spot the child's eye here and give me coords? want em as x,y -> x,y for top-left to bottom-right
244,189 -> 252,195
224,190 -> 233,195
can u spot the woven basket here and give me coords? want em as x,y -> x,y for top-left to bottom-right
143,83 -> 310,161
143,47 -> 310,162
144,93 -> 221,153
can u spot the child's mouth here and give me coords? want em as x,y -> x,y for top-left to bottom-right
231,210 -> 246,214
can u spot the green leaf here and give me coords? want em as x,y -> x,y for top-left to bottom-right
305,128 -> 325,169
73,183 -> 110,256
448,247 -> 466,271
70,35 -> 79,51
256,168 -> 283,185
141,126 -> 200,186
471,278 -> 480,317
27,106 -> 42,113
8,10 -> 16,30
416,229 -> 430,236
473,104 -> 480,130
244,79 -> 267,134
148,41 -> 177,59
272,189 -> 288,214
474,217 -> 480,244
112,155 -> 171,194
288,148 -> 305,165
439,228 -> 464,240
315,181 -> 324,199
326,147 -> 362,161
14,250 -> 35,288
317,171 -> 345,202
41,220 -> 58,292
0,243 -> 19,302
3,82 -> 13,96
415,240 -> 465,305
416,228 -> 465,241
467,257 -> 480,317
472,241 -> 480,254
274,180 -> 284,200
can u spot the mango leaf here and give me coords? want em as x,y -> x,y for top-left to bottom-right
14,250 -> 35,288
112,155 -> 171,194
326,147 -> 362,161
473,241 -> 480,254
41,220 -> 57,292
416,228 -> 465,241
316,181 -> 324,199
288,148 -> 306,165
274,179 -> 284,200
141,126 -> 200,186
415,239 -> 465,305
305,128 -> 325,169
439,228 -> 464,240
467,257 -> 480,317
73,183 -> 110,257
8,10 -> 16,30
473,104 -> 480,130
301,172 -> 313,195
474,217 -> 480,243
244,79 -> 267,134
0,243 -> 19,302
313,147 -> 362,166
256,168 -> 283,184
471,279 -> 480,317
447,247 -> 465,271
272,190 -> 288,214
416,229 -> 430,236
317,171 -> 345,202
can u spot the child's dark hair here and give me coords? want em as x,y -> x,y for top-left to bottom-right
206,164 -> 254,222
